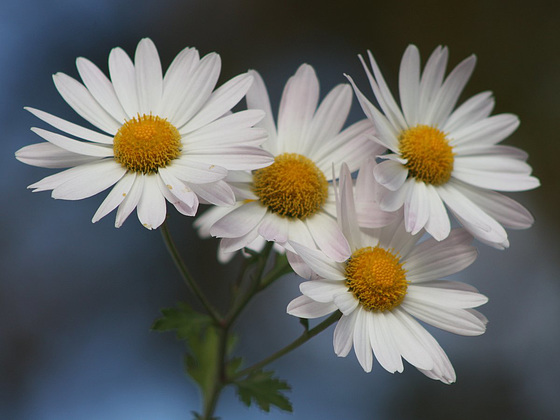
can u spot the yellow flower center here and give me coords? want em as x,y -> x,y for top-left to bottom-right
252,153 -> 328,219
399,125 -> 454,185
345,246 -> 408,312
113,114 -> 182,174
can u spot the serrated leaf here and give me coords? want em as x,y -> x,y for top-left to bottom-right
151,302 -> 212,342
234,370 -> 292,413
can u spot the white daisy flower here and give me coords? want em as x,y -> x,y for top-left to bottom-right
209,64 -> 384,261
287,163 -> 488,383
347,45 -> 540,248
16,38 -> 273,229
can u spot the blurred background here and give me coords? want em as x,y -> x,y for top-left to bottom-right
1,0 -> 559,419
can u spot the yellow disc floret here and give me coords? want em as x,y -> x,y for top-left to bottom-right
345,246 -> 408,312
399,125 -> 454,185
252,153 -> 328,219
113,114 -> 182,174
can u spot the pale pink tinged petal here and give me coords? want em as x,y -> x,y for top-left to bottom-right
402,300 -> 487,336
287,251 -> 314,279
16,142 -> 98,168
423,184 -> 451,241
189,180 -> 235,206
52,160 -> 126,200
377,214 -> 421,258
135,38 -> 163,114
287,218 -> 317,250
356,200 -> 399,229
418,46 -> 448,120
158,167 -> 199,207
30,128 -> 113,157
258,212 -> 289,243
455,155 -> 533,174
370,312 -> 404,373
404,181 -> 430,235
453,182 -> 534,229
300,280 -> 346,303
220,229 -> 261,253
160,47 -> 199,119
168,159 -> 227,184
404,228 -> 476,282
302,84 -> 352,157
355,157 -> 393,204
171,53 -> 222,130
181,110 -> 267,145
453,168 -> 539,192
454,144 -> 529,160
115,173 -> 145,228
336,163 -> 362,250
406,284 -> 488,309
399,45 -> 421,126
306,211 -> 351,262
246,70 -> 278,145
373,159 -> 408,191
181,73 -> 254,133
210,201 -> 266,238
314,119 -> 378,174
363,51 -> 407,131
92,172 -> 136,223
25,107 -> 114,144
186,146 -> 273,171
378,178 -> 412,212
53,73 -> 121,134
353,308 -> 373,372
159,181 -> 198,217
277,64 -> 319,152
439,183 -> 508,247
289,241 -> 347,280
426,55 -> 476,126
333,292 -> 359,316
287,295 -> 338,319
345,75 -> 400,152
386,310 -> 434,370
108,46 -> 139,118
333,311 -> 358,357
450,113 -> 519,147
136,174 -> 166,229
443,91 -> 494,134
76,57 -> 127,123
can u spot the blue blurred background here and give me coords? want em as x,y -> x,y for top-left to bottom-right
1,0 -> 559,419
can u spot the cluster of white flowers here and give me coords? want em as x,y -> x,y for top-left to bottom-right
17,39 -> 539,383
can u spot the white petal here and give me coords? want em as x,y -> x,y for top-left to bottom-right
305,212 -> 351,262
160,47 -> 199,119
115,173 -> 145,227
423,184 -> 451,241
399,45 -> 421,126
373,159 -> 408,191
287,295 -> 338,318
16,142 -> 98,168
135,38 -> 163,114
277,64 -> 319,152
418,46 -> 448,121
333,311 -> 358,357
406,284 -> 488,309
53,73 -> 120,134
168,159 -> 227,184
92,172 -> 136,223
52,160 -> 126,200
353,308 -> 373,372
333,292 -> 359,316
450,113 -> 519,147
258,212 -> 289,243
185,146 -> 273,171
136,174 -> 166,229
181,73 -> 254,133
76,57 -> 127,122
158,167 -> 197,207
210,201 -> 267,238
289,241 -> 346,280
30,128 -> 113,157
246,70 -> 278,146
108,46 -> 139,118
387,309 -> 433,370
404,181 -> 430,235
300,280 -> 347,303
190,180 -> 235,206
25,107 -> 114,144
369,312 -> 404,373
442,91 -> 494,134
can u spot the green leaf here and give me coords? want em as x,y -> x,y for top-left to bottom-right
234,370 -> 292,413
151,302 -> 212,341
185,326 -> 221,397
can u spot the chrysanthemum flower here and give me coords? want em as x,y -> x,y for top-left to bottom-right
287,163 -> 488,383
208,64 -> 383,261
347,45 -> 540,248
16,38 -> 273,229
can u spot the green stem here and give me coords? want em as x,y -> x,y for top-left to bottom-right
160,220 -> 222,323
230,311 -> 342,381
